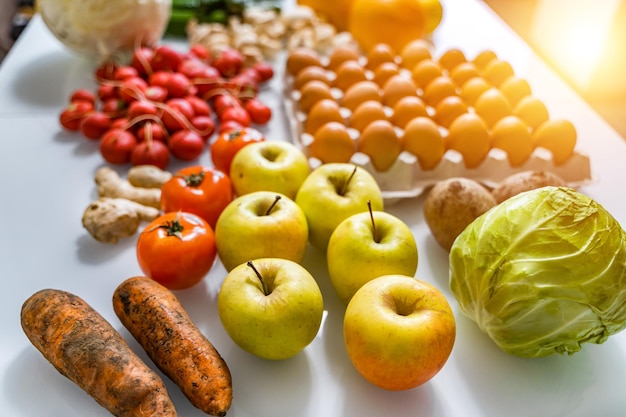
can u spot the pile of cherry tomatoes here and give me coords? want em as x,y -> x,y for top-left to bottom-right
59,43 -> 274,169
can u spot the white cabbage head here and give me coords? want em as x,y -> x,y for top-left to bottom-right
450,186 -> 626,358
37,0 -> 172,59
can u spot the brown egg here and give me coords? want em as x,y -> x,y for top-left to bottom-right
365,43 -> 397,70
304,98 -> 344,135
286,47 -> 323,76
390,95 -> 429,129
449,62 -> 480,87
445,113 -> 490,168
372,61 -> 401,87
298,80 -> 334,113
357,119 -> 402,171
422,76 -> 458,107
433,95 -> 469,129
411,59 -> 444,89
349,100 -> 388,132
327,45 -> 362,72
310,121 -> 356,164
474,87 -> 512,127
499,76 -> 532,108
472,50 -> 498,70
293,65 -> 331,91
382,74 -> 418,108
490,115 -> 533,167
482,58 -> 515,87
333,60 -> 368,91
531,119 -> 577,164
460,77 -> 491,106
400,116 -> 445,170
438,48 -> 466,71
512,95 -> 549,130
341,80 -> 382,112
400,39 -> 432,70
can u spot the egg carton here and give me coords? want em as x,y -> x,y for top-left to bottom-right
283,89 -> 592,203
282,48 -> 594,203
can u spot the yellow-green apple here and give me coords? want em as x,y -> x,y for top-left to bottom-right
327,205 -> 418,304
295,163 -> 384,252
218,258 -> 324,360
215,191 -> 308,271
229,140 -> 310,199
344,275 -> 456,390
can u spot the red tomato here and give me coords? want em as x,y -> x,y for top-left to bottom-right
59,100 -> 94,131
212,93 -> 240,117
136,212 -> 217,290
127,100 -> 159,120
160,165 -> 233,229
165,72 -> 193,98
144,85 -> 168,103
210,127 -> 265,174
100,128 -> 138,164
243,97 -> 272,125
118,77 -> 148,102
136,121 -> 167,143
218,119 -> 244,133
69,89 -> 96,105
131,139 -> 170,169
151,45 -> 184,72
169,129 -> 205,161
220,105 -> 251,127
80,111 -> 112,140
130,46 -> 154,77
213,48 -> 244,78
161,98 -> 195,131
252,61 -> 274,82
114,65 -> 139,81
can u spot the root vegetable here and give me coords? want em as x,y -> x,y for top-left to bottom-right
128,164 -> 173,189
20,289 -> 177,417
82,197 -> 160,244
95,166 -> 161,208
113,276 -> 233,417
491,170 -> 567,203
424,177 -> 497,251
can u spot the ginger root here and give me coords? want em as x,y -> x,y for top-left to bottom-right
82,198 -> 160,244
95,166 -> 161,209
127,165 -> 172,189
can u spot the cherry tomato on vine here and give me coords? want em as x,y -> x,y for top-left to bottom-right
136,211 -> 217,290
160,165 -> 233,229
243,97 -> 272,125
210,127 -> 265,174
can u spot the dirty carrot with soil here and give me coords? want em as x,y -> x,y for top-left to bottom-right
112,276 -> 233,417
20,288 -> 177,417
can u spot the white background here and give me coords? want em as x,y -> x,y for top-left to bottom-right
1,1 -> 626,416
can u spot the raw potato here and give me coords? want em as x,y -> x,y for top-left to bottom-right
127,165 -> 172,189
20,289 -> 177,417
424,177 -> 497,251
82,197 -> 160,244
113,276 -> 233,417
95,166 -> 161,208
491,170 -> 567,203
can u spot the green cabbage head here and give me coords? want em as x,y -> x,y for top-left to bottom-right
449,186 -> 626,358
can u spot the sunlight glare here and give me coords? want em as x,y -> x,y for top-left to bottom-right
529,0 -> 620,90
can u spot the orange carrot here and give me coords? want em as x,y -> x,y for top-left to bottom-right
20,288 -> 177,417
113,276 -> 233,416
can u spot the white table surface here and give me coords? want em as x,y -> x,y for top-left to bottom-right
1,1 -> 626,416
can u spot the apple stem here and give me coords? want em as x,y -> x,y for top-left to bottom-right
265,195 -> 282,215
367,200 -> 380,243
340,165 -> 358,196
247,260 -> 269,295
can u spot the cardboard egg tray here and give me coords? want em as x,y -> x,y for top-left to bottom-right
282,51 -> 593,202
